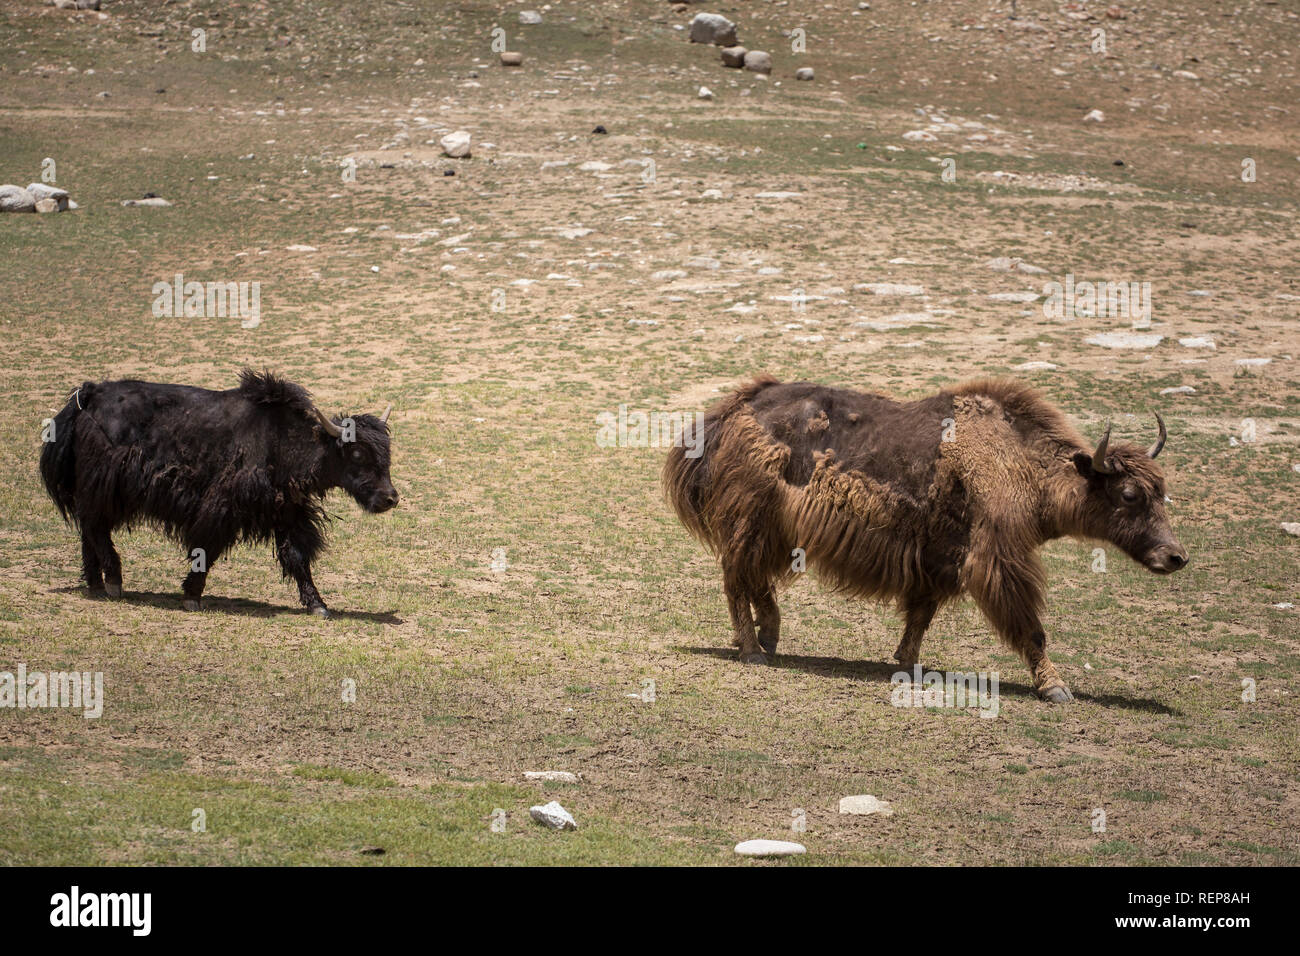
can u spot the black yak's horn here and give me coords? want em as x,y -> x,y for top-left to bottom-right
313,407 -> 344,439
1091,422 -> 1115,474
379,404 -> 391,425
1147,412 -> 1166,459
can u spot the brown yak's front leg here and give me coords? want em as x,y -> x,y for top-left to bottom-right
965,546 -> 1073,703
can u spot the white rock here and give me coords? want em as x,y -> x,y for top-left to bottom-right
120,197 -> 172,207
0,184 -> 36,213
1087,332 -> 1163,349
701,188 -> 724,200
1235,357 -> 1271,366
1160,386 -> 1196,395
286,244 -> 318,252
652,269 -> 687,281
755,191 -> 801,199
988,291 -> 1039,303
1084,109 -> 1105,123
1179,336 -> 1215,349
523,771 -> 579,783
855,282 -> 924,296
1014,361 -> 1058,371
1172,70 -> 1199,80
698,86 -> 714,100
734,839 -> 806,857
26,183 -> 70,211
529,800 -> 577,830
519,10 -> 542,25
440,130 -> 472,158
795,67 -> 814,81
1281,523 -> 1300,537
839,794 -> 894,816
579,161 -> 613,172
685,256 -> 721,270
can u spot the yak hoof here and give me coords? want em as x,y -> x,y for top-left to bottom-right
310,605 -> 332,620
182,598 -> 202,613
739,651 -> 768,666
104,583 -> 123,599
758,638 -> 778,656
1040,685 -> 1074,704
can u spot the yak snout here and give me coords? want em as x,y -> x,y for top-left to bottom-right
1143,540 -> 1188,574
368,486 -> 399,513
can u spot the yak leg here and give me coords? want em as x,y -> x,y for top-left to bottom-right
966,550 -> 1072,703
181,543 -> 223,612
275,528 -> 330,619
722,569 -> 765,665
80,529 -> 104,593
894,596 -> 937,670
753,585 -> 781,657
84,521 -> 122,598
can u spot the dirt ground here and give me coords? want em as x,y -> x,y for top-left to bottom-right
0,0 -> 1296,865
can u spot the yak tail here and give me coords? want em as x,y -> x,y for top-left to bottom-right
39,383 -> 93,523
662,375 -> 783,551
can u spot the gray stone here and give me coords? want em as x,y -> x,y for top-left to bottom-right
440,130 -> 472,158
839,794 -> 894,816
689,13 -> 738,47
500,52 -> 523,66
734,839 -> 806,857
743,50 -> 772,74
529,800 -> 577,830
720,45 -> 747,68
794,67 -> 814,81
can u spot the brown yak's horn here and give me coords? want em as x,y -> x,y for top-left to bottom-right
1091,422 -> 1115,474
1147,412 -> 1167,459
379,404 -> 392,425
313,407 -> 344,439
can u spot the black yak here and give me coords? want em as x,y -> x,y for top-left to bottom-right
40,370 -> 397,618
664,377 -> 1187,703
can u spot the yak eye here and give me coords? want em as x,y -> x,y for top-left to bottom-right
351,448 -> 363,462
1121,486 -> 1140,504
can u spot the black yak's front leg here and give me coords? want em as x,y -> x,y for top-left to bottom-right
275,528 -> 330,618
82,521 -> 122,598
181,542 -> 224,612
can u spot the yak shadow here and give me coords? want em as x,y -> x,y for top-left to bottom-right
676,645 -> 1180,715
48,586 -> 402,625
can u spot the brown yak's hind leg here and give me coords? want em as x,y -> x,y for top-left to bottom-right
894,595 -> 937,670
753,585 -> 781,657
724,577 -> 766,665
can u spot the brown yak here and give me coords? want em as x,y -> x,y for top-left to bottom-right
663,376 -> 1187,703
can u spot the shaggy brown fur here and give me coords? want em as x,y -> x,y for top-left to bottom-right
664,376 -> 1187,702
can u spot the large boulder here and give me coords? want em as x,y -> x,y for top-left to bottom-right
0,185 -> 36,213
440,130 -> 472,158
743,50 -> 772,74
27,183 -> 71,211
689,13 -> 738,47
720,45 -> 747,67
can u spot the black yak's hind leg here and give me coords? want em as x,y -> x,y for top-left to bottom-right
894,596 -> 937,670
753,585 -> 781,657
275,528 -> 330,619
84,521 -> 122,598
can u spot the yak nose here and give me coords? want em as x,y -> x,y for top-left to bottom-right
1167,548 -> 1188,571
1147,543 -> 1188,573
381,491 -> 399,510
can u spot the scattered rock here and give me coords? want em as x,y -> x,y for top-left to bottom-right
1086,332 -> 1163,349
795,67 -> 814,81
1281,523 -> 1300,537
754,190 -> 801,200
839,794 -> 894,816
1179,336 -> 1215,349
689,13 -> 738,47
522,771 -> 579,783
855,282 -> 925,296
1235,357 -> 1271,367
529,800 -> 577,830
720,46 -> 747,68
1084,109 -> 1105,123
734,839 -> 806,857
34,198 -> 58,213
500,52 -> 523,67
988,291 -> 1039,303
698,86 -> 714,100
1160,386 -> 1196,395
578,161 -> 613,172
902,130 -> 938,142
120,196 -> 172,207
440,130 -> 472,158
592,125 -> 608,135
1013,361 -> 1058,371
26,183 -> 71,211
519,10 -> 542,25
743,50 -> 773,74
0,185 -> 36,213
685,255 -> 721,269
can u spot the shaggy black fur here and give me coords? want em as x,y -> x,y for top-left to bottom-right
39,369 -> 397,616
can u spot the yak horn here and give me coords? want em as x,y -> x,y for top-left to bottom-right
313,407 -> 344,439
1091,422 -> 1115,474
1147,412 -> 1166,459
379,404 -> 392,425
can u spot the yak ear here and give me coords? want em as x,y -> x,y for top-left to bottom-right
1072,451 -> 1095,479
